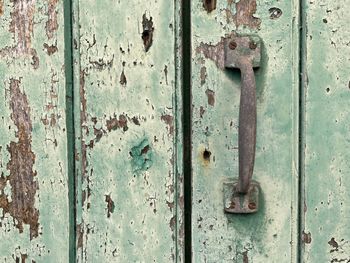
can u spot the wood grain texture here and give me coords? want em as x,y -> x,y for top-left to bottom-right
74,0 -> 183,262
0,0 -> 70,262
191,0 -> 299,261
301,0 -> 350,261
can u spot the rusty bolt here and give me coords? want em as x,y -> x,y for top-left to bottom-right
229,41 -> 237,50
249,41 -> 257,50
230,201 -> 236,209
248,202 -> 257,210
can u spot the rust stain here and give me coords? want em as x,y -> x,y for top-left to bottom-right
46,0 -> 59,39
196,38 -> 226,69
105,195 -> 115,218
106,114 -> 128,132
43,43 -> 58,55
205,89 -> 215,106
226,0 -> 261,29
142,13 -> 154,52
0,79 -> 39,240
302,231 -> 312,244
203,0 -> 217,13
161,114 -> 174,136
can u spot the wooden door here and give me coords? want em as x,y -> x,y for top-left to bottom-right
0,0 -> 349,262
73,0 -> 183,262
190,0 -> 299,261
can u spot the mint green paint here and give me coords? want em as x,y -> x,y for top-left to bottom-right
301,0 -> 350,262
73,0 -> 183,261
0,0 -> 70,262
190,0 -> 300,262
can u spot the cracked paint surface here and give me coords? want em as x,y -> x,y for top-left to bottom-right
75,0 -> 183,262
302,0 -> 350,262
191,0 -> 300,261
0,0 -> 69,262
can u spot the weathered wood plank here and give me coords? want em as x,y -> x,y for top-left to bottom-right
301,0 -> 350,261
0,0 -> 70,262
74,0 -> 183,261
191,0 -> 299,261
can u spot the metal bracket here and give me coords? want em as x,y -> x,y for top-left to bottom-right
224,180 -> 260,214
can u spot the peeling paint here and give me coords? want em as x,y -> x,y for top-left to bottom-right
105,195 -> 115,218
226,0 -> 261,28
200,66 -> 207,85
142,14 -> 154,52
0,0 -> 39,68
106,114 -> 128,132
196,39 -> 225,69
120,70 -> 127,86
46,0 -> 59,39
0,79 -> 39,240
302,231 -> 312,244
43,43 -> 58,55
161,114 -> 174,136
205,89 -> 215,106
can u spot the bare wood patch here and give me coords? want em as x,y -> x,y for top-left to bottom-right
0,0 -> 39,68
161,114 -> 174,136
226,0 -> 261,29
0,0 -> 3,16
46,0 -> 59,39
0,79 -> 39,240
43,43 -> 58,55
105,195 -> 115,218
196,38 -> 225,69
205,89 -> 215,106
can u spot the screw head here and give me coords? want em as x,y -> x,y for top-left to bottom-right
248,202 -> 257,210
249,41 -> 257,50
229,41 -> 237,50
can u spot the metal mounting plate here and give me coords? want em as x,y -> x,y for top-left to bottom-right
223,180 -> 260,214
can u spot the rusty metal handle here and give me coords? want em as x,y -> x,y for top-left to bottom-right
223,35 -> 261,213
237,62 -> 256,194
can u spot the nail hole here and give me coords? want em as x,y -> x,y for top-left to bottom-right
229,41 -> 237,50
249,41 -> 257,50
248,202 -> 257,210
203,149 -> 211,161
326,88 -> 330,93
203,0 -> 217,12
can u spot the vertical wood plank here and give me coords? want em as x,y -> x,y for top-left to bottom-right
190,0 -> 300,261
74,0 -> 183,261
0,0 -> 70,262
301,0 -> 350,261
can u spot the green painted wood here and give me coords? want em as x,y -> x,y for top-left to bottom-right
73,0 -> 184,261
190,0 -> 300,261
0,0 -> 70,262
301,0 -> 350,261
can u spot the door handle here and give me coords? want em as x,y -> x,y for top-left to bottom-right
223,35 -> 261,214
